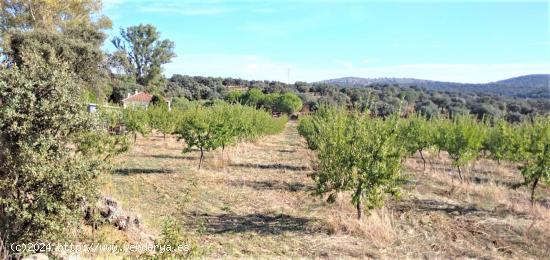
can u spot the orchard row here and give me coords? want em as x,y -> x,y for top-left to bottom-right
298,106 -> 550,219
97,102 -> 288,169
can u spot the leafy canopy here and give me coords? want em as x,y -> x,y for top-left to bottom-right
111,24 -> 176,87
300,106 -> 405,219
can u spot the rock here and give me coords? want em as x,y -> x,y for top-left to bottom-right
114,216 -> 131,231
87,196 -> 140,231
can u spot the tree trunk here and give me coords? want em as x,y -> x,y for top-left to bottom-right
457,165 -> 463,182
531,176 -> 539,204
221,144 -> 226,166
419,149 -> 426,171
356,199 -> 362,220
198,147 -> 204,169
134,133 -> 137,144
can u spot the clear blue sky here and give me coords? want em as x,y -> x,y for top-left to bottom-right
103,0 -> 549,83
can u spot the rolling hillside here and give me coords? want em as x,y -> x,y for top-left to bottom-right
319,74 -> 550,99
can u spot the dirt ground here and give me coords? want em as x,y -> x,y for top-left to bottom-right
101,121 -> 550,258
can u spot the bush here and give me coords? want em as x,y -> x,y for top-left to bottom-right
274,92 -> 303,114
0,64 -> 105,249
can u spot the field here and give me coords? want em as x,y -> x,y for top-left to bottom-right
101,121 -> 550,258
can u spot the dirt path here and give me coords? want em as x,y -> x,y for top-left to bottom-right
105,121 -> 550,258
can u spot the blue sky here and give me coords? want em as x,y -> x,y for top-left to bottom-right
103,0 -> 549,83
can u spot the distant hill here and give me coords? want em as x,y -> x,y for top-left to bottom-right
318,75 -> 550,99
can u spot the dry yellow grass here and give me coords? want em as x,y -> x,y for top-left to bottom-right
101,122 -> 550,258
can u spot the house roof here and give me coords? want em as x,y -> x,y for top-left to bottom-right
121,92 -> 153,103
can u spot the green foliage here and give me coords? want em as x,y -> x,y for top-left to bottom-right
225,91 -> 244,104
437,115 -> 486,180
176,103 -> 287,169
111,24 -> 176,86
243,88 -> 264,108
300,107 -> 405,219
123,108 -> 151,143
108,80 -> 143,104
147,105 -> 177,140
483,119 -> 520,163
177,106 -> 216,169
75,106 -> 131,160
73,131 -> 130,161
140,218 -> 204,259
517,116 -> 550,202
3,28 -> 109,98
2,0 -> 112,102
228,88 -> 303,115
171,97 -> 204,110
274,92 -> 303,114
0,63 -> 104,247
297,116 -> 317,149
399,114 -> 433,170
298,105 -> 339,150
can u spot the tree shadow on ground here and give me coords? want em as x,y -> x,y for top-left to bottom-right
113,168 -> 177,175
227,180 -> 314,192
276,149 -> 297,153
469,176 -> 523,189
393,199 -> 492,216
184,212 -> 318,234
229,163 -> 308,171
133,154 -> 197,160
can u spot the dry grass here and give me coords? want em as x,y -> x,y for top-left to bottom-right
101,122 -> 550,258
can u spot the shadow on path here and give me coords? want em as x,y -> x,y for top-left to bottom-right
229,163 -> 309,171
113,168 -> 177,175
227,180 -> 314,192
185,212 -> 318,234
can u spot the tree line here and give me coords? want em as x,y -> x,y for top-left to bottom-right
118,73 -> 550,124
298,106 -> 550,219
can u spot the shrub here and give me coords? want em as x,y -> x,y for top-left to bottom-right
0,64 -> 105,249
